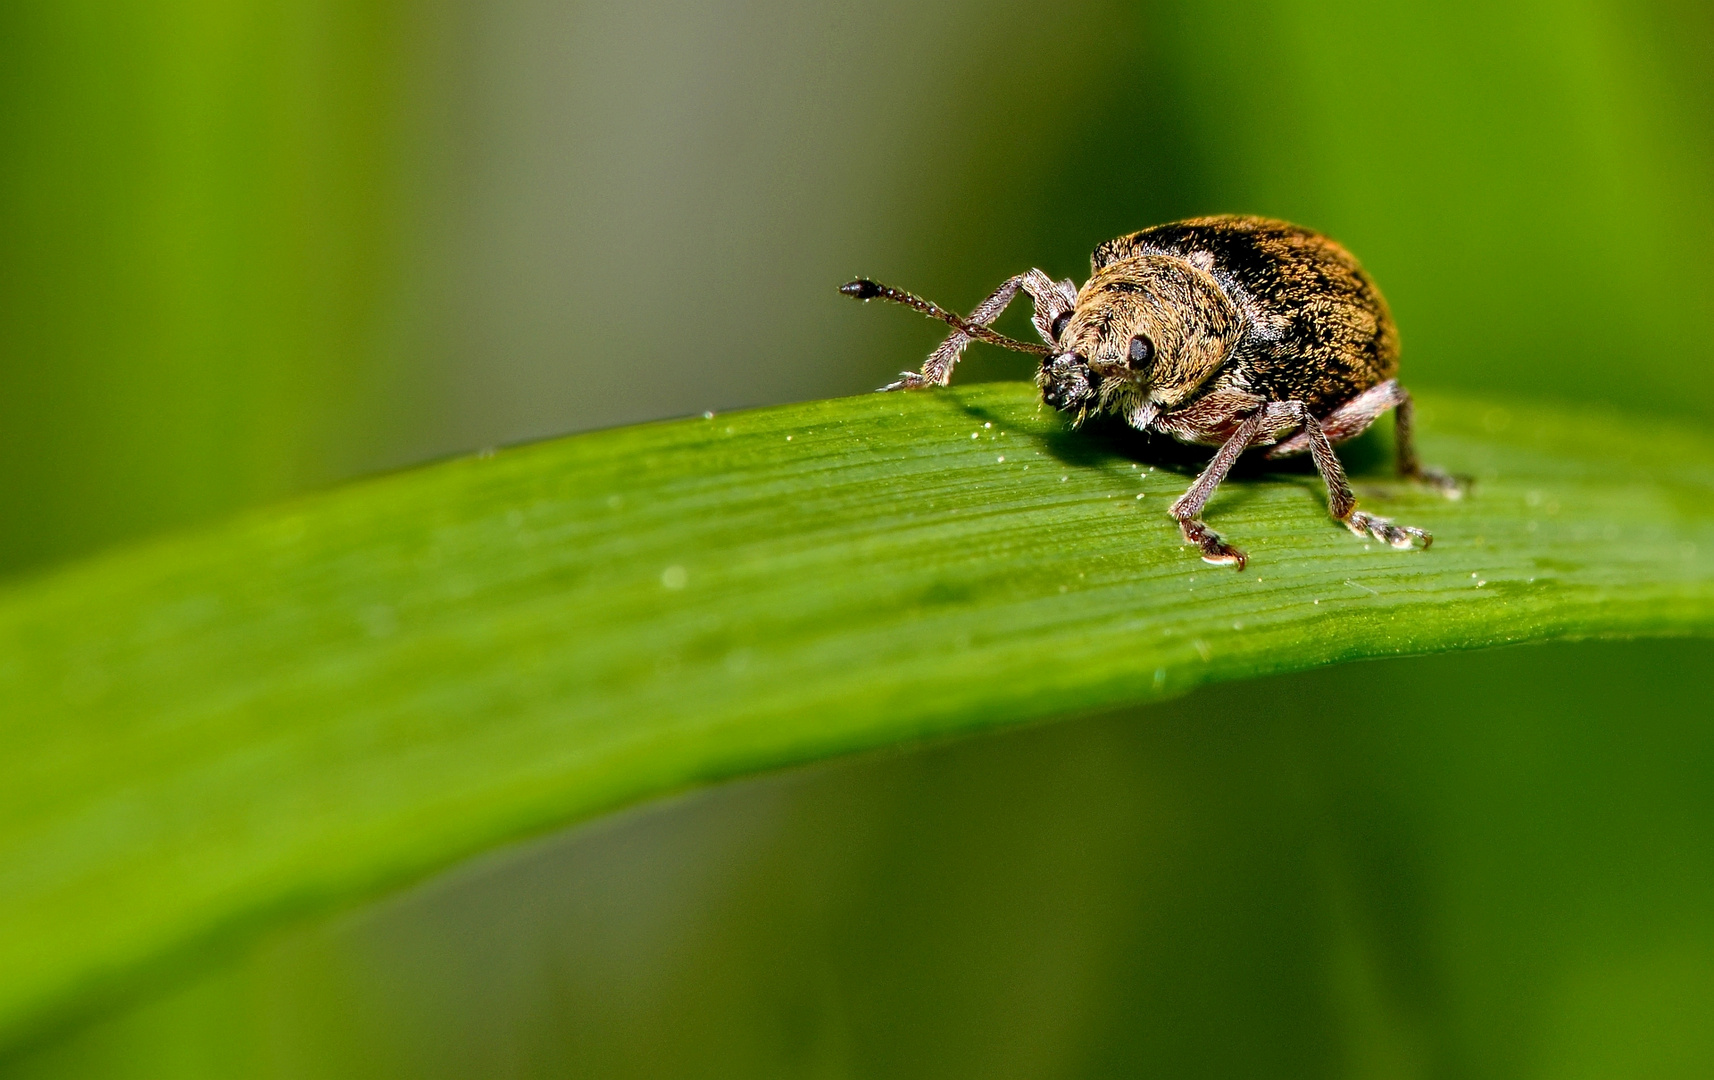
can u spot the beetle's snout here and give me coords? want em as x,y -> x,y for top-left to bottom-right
1041,380 -> 1080,411
1041,352 -> 1095,412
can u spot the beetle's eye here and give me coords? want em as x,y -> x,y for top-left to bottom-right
1050,311 -> 1073,342
1126,333 -> 1155,369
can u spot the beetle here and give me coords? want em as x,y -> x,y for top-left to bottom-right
840,215 -> 1462,568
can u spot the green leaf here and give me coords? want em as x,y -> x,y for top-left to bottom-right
2,383 -> 1711,1055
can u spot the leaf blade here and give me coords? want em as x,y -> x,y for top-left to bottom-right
2,383 -> 1712,1053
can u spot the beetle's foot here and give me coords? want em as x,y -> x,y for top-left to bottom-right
1347,510 -> 1432,550
1180,519 -> 1248,570
1406,466 -> 1469,500
878,371 -> 936,392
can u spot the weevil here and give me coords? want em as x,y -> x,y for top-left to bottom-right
841,215 -> 1462,568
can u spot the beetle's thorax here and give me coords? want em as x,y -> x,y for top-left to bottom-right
1058,254 -> 1242,414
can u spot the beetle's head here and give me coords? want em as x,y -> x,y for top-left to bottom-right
1044,256 -> 1241,420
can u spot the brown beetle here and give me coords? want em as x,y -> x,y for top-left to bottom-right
841,215 -> 1462,568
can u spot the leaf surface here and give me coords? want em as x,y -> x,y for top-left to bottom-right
2,384 -> 1712,1053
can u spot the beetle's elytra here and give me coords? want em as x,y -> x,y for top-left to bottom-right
841,215 -> 1463,568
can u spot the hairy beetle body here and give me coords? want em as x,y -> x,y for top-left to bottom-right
1094,217 -> 1398,420
842,215 -> 1462,568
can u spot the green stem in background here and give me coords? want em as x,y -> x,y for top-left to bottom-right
2,383 -> 1711,1056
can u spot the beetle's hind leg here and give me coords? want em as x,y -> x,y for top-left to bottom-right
1282,401 -> 1432,550
882,270 -> 1074,391
1393,387 -> 1468,499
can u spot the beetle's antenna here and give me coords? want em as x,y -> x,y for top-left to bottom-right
840,278 -> 1053,356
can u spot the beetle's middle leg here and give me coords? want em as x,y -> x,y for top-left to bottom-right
1267,380 -> 1464,498
1282,401 -> 1432,550
882,270 -> 1074,391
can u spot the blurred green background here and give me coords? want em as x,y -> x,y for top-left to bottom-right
2,0 -> 1712,1075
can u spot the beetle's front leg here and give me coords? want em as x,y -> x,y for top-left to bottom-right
882,269 -> 1075,391
1169,411 -> 1266,568
1284,401 -> 1432,550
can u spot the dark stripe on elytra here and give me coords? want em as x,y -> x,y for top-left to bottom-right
1098,280 -> 1156,297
